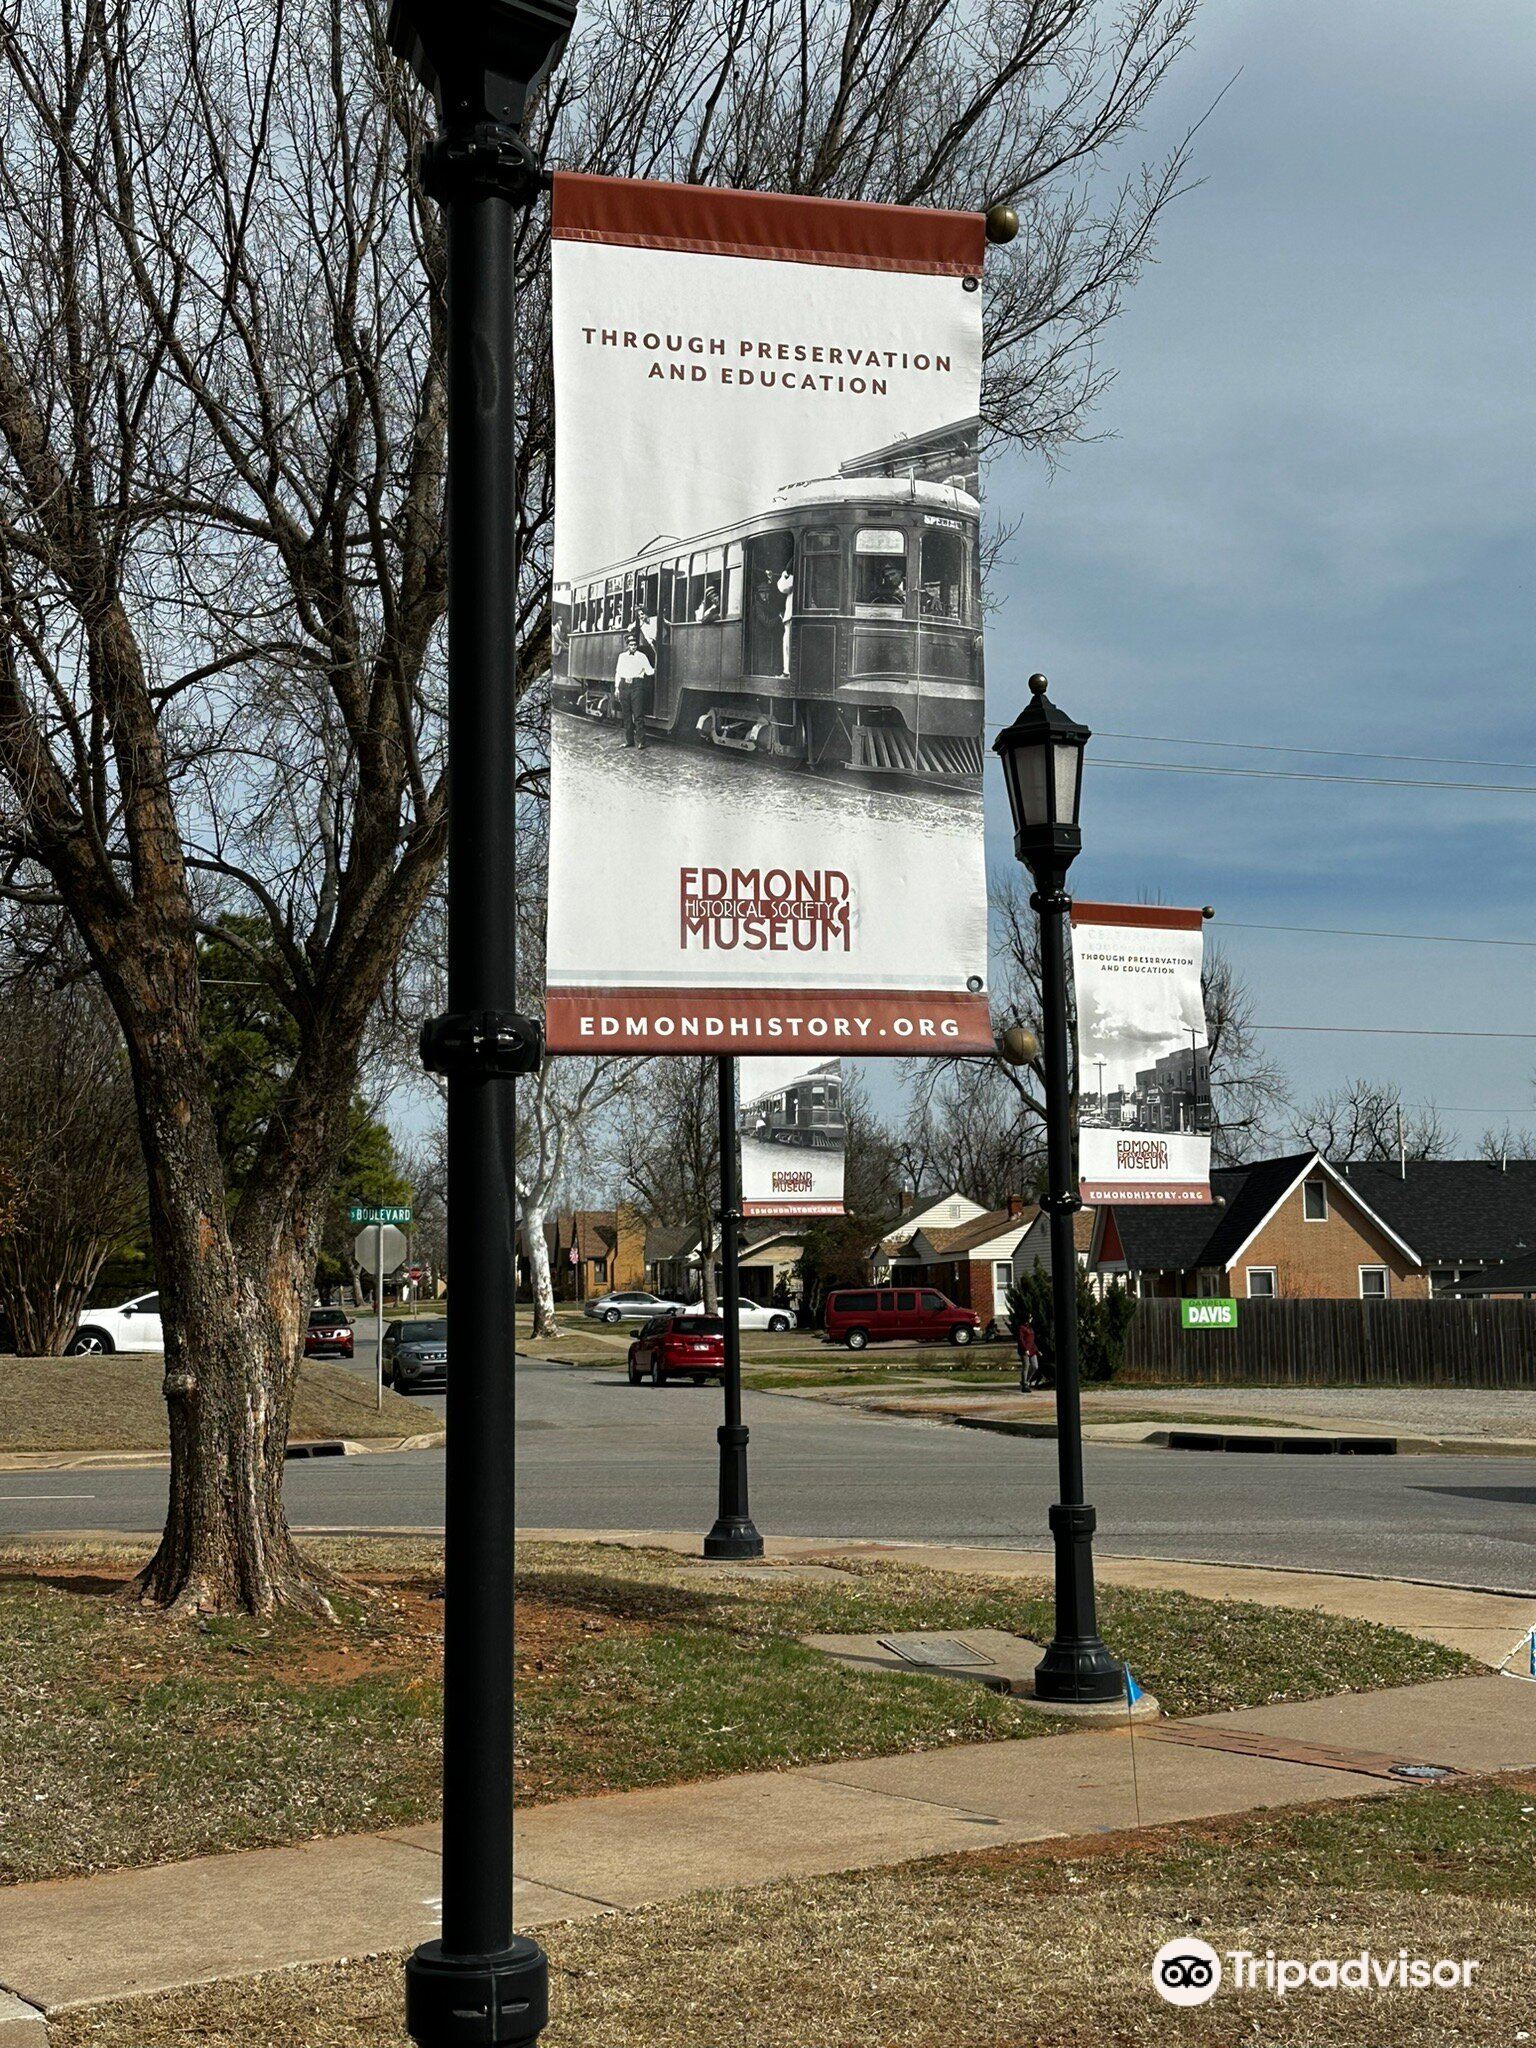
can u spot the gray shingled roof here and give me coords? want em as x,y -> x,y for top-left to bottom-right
1336,1160 -> 1536,1266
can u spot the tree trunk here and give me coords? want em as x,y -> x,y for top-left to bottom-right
699,1216 -> 719,1313
125,1034 -> 338,1618
524,1203 -> 559,1337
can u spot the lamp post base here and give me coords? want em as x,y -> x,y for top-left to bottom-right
703,1516 -> 765,1559
406,1938 -> 548,2047
704,1421 -> 764,1558
1033,1500 -> 1124,1704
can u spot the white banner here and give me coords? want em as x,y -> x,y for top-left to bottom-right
1071,903 -> 1212,1205
544,174 -> 992,1057
738,1056 -> 844,1217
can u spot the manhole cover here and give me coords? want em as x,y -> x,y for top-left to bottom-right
876,1633 -> 994,1669
1388,1762 -> 1458,1782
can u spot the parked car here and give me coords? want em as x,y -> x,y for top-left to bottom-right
382,1318 -> 448,1391
304,1306 -> 355,1359
823,1286 -> 979,1351
68,1293 -> 164,1356
686,1298 -> 794,1333
584,1289 -> 686,1326
627,1312 -> 725,1385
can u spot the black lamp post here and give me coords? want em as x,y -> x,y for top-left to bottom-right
993,674 -> 1122,1705
388,4 -> 574,2044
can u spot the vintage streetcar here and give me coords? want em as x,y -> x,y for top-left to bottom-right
739,1061 -> 845,1152
551,425 -> 983,787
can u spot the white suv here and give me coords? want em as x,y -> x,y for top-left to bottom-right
68,1293 -> 165,1356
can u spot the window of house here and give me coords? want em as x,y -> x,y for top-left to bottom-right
1246,1267 -> 1277,1298
1303,1180 -> 1328,1222
948,1203 -> 962,1218
919,526 -> 966,620
993,1261 -> 1013,1301
801,527 -> 842,611
1196,1270 -> 1222,1297
592,1257 -> 607,1283
854,528 -> 908,612
1360,1267 -> 1388,1299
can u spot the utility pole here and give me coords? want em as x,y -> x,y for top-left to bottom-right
387,6 -> 574,2045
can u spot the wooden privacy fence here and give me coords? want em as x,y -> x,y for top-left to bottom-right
1121,1298 -> 1536,1388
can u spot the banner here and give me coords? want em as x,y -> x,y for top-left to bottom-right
1071,903 -> 1212,1205
544,174 -> 991,1056
738,1056 -> 844,1217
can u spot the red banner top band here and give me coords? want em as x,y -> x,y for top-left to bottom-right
1070,901 -> 1208,931
552,172 -> 986,277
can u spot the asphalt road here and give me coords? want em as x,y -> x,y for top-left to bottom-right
4,1357 -> 1536,1592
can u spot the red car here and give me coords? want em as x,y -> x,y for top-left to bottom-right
823,1286 -> 979,1351
627,1312 -> 725,1385
304,1306 -> 355,1358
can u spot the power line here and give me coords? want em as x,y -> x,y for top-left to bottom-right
981,722 -> 1536,776
1216,919 -> 1536,951
1255,1024 -> 1536,1041
1097,730 -> 1536,775
1092,758 -> 1536,795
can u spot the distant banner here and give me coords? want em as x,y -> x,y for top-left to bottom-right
1071,903 -> 1211,1205
544,173 -> 991,1056
738,1056 -> 844,1217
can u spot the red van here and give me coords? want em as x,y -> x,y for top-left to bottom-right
627,1312 -> 725,1385
824,1287 -> 979,1351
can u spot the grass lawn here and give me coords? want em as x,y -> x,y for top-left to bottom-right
0,1354 -> 435,1454
53,1772 -> 1536,2046
0,1538 -> 1470,1885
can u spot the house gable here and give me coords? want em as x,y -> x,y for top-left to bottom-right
1231,1166 -> 1427,1299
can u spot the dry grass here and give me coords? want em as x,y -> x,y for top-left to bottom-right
0,1353 -> 433,1453
52,1773 -> 1536,2046
0,1538 -> 1472,1884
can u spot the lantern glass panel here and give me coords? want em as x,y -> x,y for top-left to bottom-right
1053,740 -> 1082,827
1009,742 -> 1051,835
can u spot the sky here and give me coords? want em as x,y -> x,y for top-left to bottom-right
968,0 -> 1536,1153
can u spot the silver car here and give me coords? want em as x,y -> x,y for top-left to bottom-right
583,1289 -> 686,1326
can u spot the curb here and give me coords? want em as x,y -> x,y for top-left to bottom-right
0,1432 -> 445,1474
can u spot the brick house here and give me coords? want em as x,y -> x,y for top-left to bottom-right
871,1189 -> 988,1280
551,1204 -> 648,1301
1326,1159 -> 1536,1296
891,1197 -> 1039,1325
1090,1152 -> 1426,1301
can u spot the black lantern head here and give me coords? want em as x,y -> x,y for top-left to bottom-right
387,0 -> 577,129
992,673 -> 1090,873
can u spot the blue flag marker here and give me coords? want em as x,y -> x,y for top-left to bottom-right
1125,1664 -> 1144,1707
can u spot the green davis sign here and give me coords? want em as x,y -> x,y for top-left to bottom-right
1181,1298 -> 1238,1330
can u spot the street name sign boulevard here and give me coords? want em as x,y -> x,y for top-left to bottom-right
348,1202 -> 413,1226
1181,1299 -> 1238,1330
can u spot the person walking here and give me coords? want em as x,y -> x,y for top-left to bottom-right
1016,1314 -> 1048,1390
613,625 -> 655,748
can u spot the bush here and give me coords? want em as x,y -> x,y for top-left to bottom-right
1005,1263 -> 1135,1383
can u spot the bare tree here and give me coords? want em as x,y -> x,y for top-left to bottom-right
0,982 -> 145,1354
900,1059 -> 1046,1208
0,0 -> 1199,1610
841,1066 -> 903,1220
1291,1081 -> 1450,1164
607,1059 -> 722,1312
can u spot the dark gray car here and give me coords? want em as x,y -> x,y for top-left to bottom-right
382,1318 -> 448,1391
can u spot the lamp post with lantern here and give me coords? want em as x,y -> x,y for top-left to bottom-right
992,674 -> 1121,1705
386,3 -> 575,2043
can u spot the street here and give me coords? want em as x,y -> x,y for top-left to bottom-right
4,1357 -> 1535,1592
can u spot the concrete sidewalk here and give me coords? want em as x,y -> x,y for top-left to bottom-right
3,1672 -> 1535,2031
796,1380 -> 1536,1457
3,1540 -> 1534,2037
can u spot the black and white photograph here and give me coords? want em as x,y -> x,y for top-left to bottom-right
543,182 -> 992,1053
738,1055 -> 845,1216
